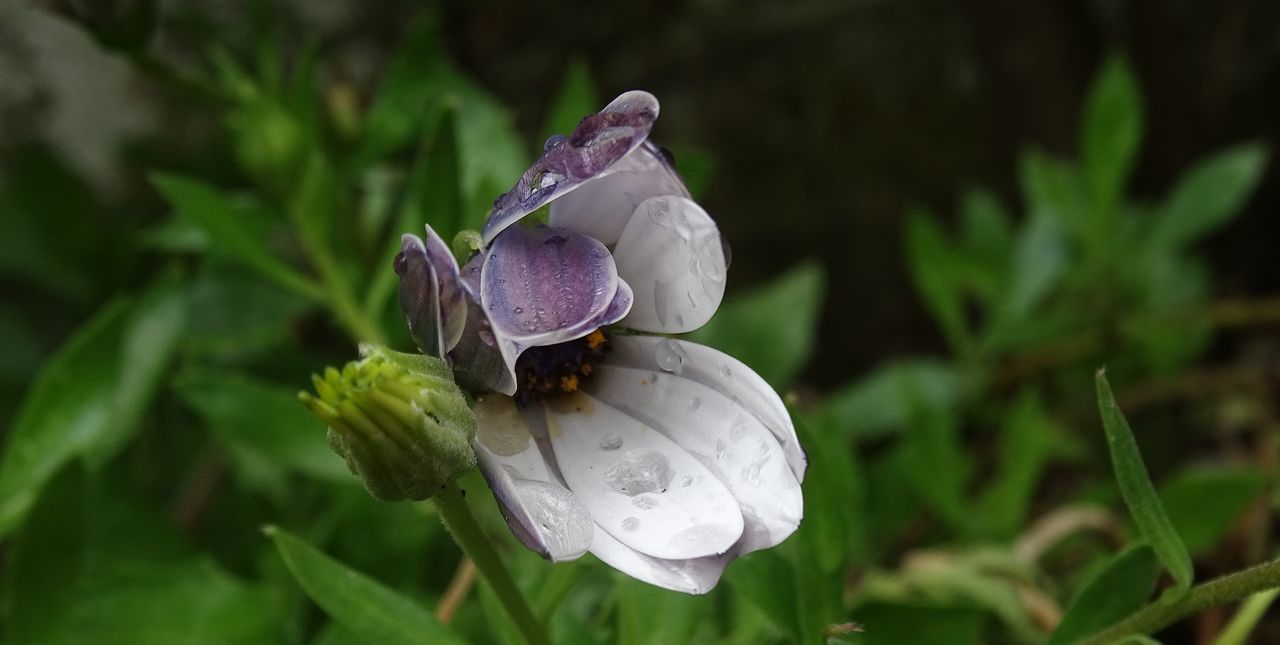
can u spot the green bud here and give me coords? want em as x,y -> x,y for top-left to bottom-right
299,345 -> 476,501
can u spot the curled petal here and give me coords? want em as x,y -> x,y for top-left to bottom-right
448,295 -> 516,395
395,229 -> 466,358
602,336 -> 805,481
472,396 -> 593,561
481,91 -> 659,244
589,364 -> 802,554
612,196 -> 727,333
589,529 -> 737,595
549,141 -> 690,246
544,393 -> 745,560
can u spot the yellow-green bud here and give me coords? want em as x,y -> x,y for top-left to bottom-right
299,345 -> 476,501
452,229 -> 483,265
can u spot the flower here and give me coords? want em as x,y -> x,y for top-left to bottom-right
394,91 -> 804,594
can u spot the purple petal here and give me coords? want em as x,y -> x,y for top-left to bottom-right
424,224 -> 467,350
394,234 -> 445,358
448,294 -> 517,395
589,529 -> 738,595
481,224 -> 619,342
481,91 -> 659,244
549,141 -> 691,246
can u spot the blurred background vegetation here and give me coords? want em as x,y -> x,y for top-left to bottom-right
3,1 -> 1280,644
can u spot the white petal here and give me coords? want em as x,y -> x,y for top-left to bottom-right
603,336 -> 806,481
589,529 -> 736,595
611,196 -> 727,333
549,143 -> 690,246
589,363 -> 802,553
473,396 -> 593,561
544,393 -> 744,560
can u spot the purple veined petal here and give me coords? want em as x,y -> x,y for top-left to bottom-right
394,234 -> 445,358
602,336 -> 806,481
423,224 -> 467,350
472,395 -> 594,561
549,141 -> 691,246
543,393 -> 745,560
589,529 -> 738,595
612,196 -> 727,334
588,364 -> 803,554
448,295 -> 517,395
481,91 -> 660,244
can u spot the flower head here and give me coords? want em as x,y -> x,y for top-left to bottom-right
396,91 -> 804,594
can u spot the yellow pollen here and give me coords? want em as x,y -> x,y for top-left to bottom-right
586,330 -> 606,350
560,375 -> 579,392
580,363 -> 593,376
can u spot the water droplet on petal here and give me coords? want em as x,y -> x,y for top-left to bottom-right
717,363 -> 733,379
679,475 -> 693,488
654,339 -> 687,373
514,306 -> 524,314
604,449 -> 674,497
688,397 -> 702,412
632,496 -> 658,510
621,517 -> 640,531
599,434 -> 622,451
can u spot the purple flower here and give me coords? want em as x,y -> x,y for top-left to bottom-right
395,91 -> 804,594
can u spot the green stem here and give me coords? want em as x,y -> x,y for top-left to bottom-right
535,560 -> 583,620
432,483 -> 551,645
1213,588 -> 1280,645
1077,558 -> 1280,645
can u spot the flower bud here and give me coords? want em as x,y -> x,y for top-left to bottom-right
299,345 -> 476,501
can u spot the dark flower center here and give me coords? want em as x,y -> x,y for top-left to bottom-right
514,330 -> 608,403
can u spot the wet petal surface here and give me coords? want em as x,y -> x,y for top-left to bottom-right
589,363 -> 802,554
394,234 -> 445,358
545,393 -> 744,560
549,142 -> 690,246
589,529 -> 736,595
481,91 -> 659,244
602,336 -> 805,481
473,395 -> 593,561
612,196 -> 727,333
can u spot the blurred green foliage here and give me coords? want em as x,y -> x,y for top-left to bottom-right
1,8 -> 1278,645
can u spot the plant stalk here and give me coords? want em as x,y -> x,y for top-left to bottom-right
432,483 -> 551,645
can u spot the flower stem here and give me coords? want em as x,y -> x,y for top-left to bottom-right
1077,558 -> 1280,644
432,483 -> 550,645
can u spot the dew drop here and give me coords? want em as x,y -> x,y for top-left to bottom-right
512,479 -> 593,559
679,475 -> 693,488
621,517 -> 640,531
717,363 -> 733,379
598,434 -> 622,451
687,397 -> 702,412
514,306 -> 524,314
604,449 -> 674,497
654,339 -> 687,373
632,496 -> 658,510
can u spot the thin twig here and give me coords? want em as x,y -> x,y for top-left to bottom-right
436,557 -> 478,624
168,445 -> 227,533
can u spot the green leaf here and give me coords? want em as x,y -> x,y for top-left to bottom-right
794,417 -> 868,572
1019,148 -> 1087,232
2,467 -> 276,645
689,260 -> 825,387
846,603 -> 985,645
267,526 -> 465,645
904,208 -> 970,352
977,391 -> 1057,537
1049,544 -> 1160,645
1150,143 -> 1268,248
617,575 -> 711,645
150,173 -> 323,300
727,550 -> 801,637
0,284 -> 186,538
1095,370 -> 1194,598
1081,54 -> 1144,217
999,213 -> 1070,323
900,392 -> 972,534
668,145 -> 716,200
1160,464 -> 1265,556
541,58 -> 598,142
816,359 -> 959,439
359,14 -> 447,163
173,370 -> 349,489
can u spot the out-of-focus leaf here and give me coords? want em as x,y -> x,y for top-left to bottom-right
1049,544 -> 1159,645
1,467 -> 275,645
845,603 -> 985,645
794,417 -> 867,572
901,392 -> 972,534
816,359 -> 959,439
185,264 -> 314,362
267,526 -> 465,645
977,390 -> 1056,537
173,370 -> 348,488
905,208 -> 970,352
689,260 -> 825,387
617,575 -> 711,645
1080,54 -> 1143,218
997,213 -> 1070,324
1150,143 -> 1268,249
727,549 -> 800,637
668,144 -> 716,200
1019,148 -> 1086,233
359,15 -> 448,163
541,58 -> 598,142
0,283 -> 186,538
1159,464 -> 1265,556
960,188 -> 1013,259
150,173 -> 323,300
1095,370 -> 1193,598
